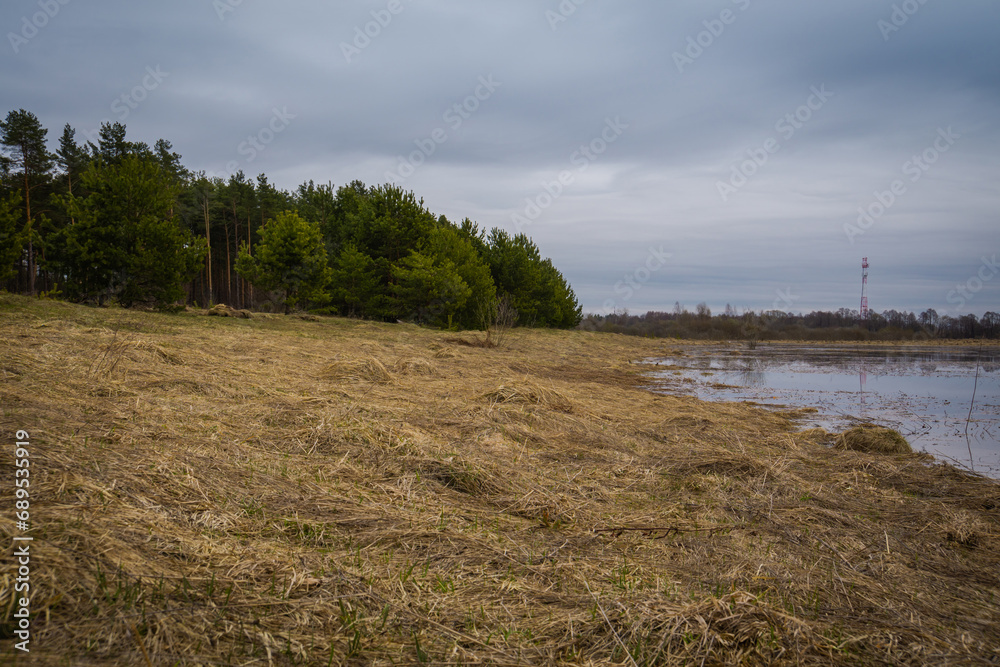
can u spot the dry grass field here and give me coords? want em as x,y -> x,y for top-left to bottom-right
1,294 -> 999,665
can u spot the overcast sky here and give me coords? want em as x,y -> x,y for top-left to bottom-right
3,0 -> 998,316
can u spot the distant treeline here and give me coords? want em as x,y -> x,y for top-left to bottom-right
0,109 -> 581,328
581,305 -> 1000,341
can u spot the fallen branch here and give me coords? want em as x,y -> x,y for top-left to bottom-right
592,524 -> 744,538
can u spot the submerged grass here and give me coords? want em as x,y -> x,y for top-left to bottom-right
1,293 -> 999,665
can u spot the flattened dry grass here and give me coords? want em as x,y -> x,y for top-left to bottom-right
1,293 -> 999,665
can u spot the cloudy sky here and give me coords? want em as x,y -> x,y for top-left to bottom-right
3,0 -> 998,316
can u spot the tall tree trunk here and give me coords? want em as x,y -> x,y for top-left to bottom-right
246,213 -> 253,308
203,197 -> 212,305
232,203 -> 240,309
23,169 -> 34,295
67,171 -> 75,225
224,219 -> 231,305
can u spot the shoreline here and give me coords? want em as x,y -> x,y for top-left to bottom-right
640,341 -> 999,479
637,337 -> 1000,348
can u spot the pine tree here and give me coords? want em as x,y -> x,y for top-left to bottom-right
483,229 -> 580,328
0,109 -> 54,294
393,250 -> 471,329
295,180 -> 337,241
329,243 -> 379,318
92,122 -> 130,162
423,224 -> 496,329
0,192 -> 24,282
235,211 -> 331,314
50,154 -> 205,307
154,139 -> 186,182
56,124 -> 87,198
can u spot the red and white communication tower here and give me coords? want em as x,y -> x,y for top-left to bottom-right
860,257 -> 869,320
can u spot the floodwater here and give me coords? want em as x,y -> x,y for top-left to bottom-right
647,344 -> 1000,478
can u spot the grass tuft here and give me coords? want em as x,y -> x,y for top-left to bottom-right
835,424 -> 912,454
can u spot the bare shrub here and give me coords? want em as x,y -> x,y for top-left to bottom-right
477,294 -> 518,348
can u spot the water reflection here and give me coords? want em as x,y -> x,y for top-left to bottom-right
651,345 -> 1000,478
859,362 -> 867,419
735,357 -> 768,389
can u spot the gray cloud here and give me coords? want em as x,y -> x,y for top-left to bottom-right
3,0 -> 997,315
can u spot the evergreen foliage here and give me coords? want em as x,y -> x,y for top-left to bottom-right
235,211 -> 331,314
0,108 -> 582,328
1,109 -> 53,294
393,250 -> 472,329
483,229 -> 581,328
0,192 -> 23,283
47,154 -> 206,307
328,243 -> 379,318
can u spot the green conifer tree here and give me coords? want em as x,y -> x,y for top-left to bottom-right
235,211 -> 331,314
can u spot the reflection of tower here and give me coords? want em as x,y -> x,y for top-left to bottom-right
860,257 -> 869,320
859,364 -> 867,417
